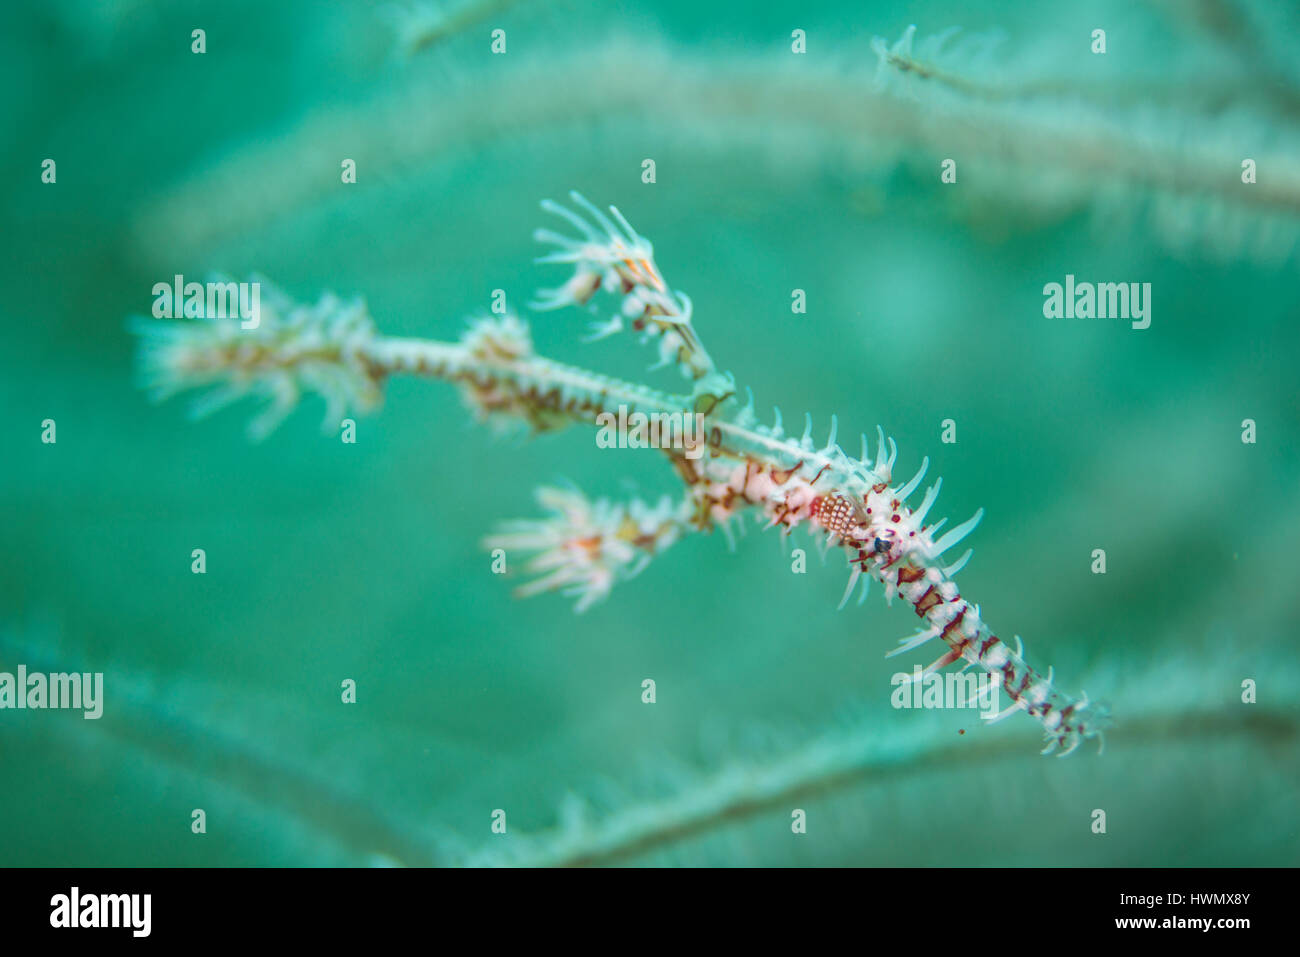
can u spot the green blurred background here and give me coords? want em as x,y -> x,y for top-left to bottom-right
1,0 -> 1297,866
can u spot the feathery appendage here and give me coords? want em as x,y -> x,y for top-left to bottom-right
129,193 -> 1106,756
131,279 -> 384,440
871,24 -> 1004,97
381,0 -> 521,59
531,191 -> 713,381
484,486 -> 690,613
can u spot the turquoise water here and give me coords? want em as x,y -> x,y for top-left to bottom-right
1,0 -> 1297,866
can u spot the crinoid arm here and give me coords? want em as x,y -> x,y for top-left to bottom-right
130,193 -> 1107,755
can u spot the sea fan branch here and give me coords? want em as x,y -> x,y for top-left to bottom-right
459,702 -> 1294,867
133,26 -> 1300,266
